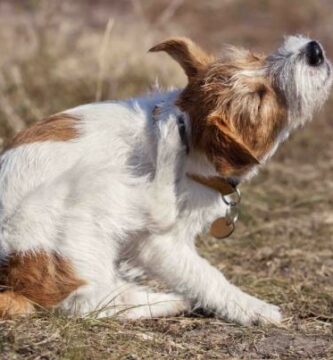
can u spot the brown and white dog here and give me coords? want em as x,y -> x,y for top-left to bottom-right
0,36 -> 331,324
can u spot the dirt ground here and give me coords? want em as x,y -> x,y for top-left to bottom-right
0,1 -> 332,359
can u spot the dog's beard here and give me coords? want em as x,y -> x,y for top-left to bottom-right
267,36 -> 333,129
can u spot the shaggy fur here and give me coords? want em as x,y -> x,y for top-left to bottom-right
0,36 -> 331,324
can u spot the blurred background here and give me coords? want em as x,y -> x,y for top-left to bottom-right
0,1 -> 332,358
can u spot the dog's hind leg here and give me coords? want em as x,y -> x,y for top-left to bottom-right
99,283 -> 189,319
60,279 -> 189,320
118,286 -> 189,319
147,108 -> 187,232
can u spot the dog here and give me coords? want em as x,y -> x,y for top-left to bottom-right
0,35 -> 331,325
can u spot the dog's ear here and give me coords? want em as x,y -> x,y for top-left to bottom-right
202,115 -> 260,176
149,37 -> 214,78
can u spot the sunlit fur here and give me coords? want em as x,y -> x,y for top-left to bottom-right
0,36 -> 331,324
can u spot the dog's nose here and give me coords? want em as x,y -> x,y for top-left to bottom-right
305,41 -> 324,66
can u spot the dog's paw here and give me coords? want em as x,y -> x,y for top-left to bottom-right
221,292 -> 282,326
241,297 -> 282,326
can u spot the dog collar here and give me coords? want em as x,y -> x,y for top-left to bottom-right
175,115 -> 241,239
153,108 -> 241,239
187,174 -> 241,239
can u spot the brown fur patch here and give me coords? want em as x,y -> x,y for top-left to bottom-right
198,115 -> 260,176
149,37 -> 214,78
0,251 -> 85,317
5,113 -> 79,150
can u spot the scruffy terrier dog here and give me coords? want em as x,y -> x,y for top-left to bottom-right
0,36 -> 331,325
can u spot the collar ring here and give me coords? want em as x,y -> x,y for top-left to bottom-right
222,187 -> 241,207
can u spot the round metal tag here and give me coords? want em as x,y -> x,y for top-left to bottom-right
209,217 -> 235,239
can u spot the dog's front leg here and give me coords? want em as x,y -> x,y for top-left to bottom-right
138,233 -> 282,325
147,109 -> 187,231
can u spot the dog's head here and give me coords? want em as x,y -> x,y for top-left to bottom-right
150,36 -> 332,178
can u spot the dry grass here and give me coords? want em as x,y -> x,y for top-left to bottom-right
0,0 -> 332,359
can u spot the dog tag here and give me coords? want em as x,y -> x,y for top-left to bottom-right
209,217 -> 234,239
